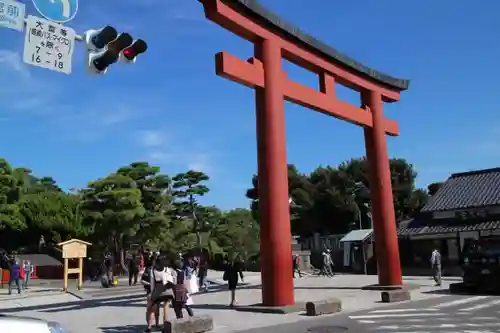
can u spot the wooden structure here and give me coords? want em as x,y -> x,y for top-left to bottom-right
58,239 -> 91,291
199,0 -> 409,306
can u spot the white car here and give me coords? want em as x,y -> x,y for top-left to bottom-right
0,315 -> 71,332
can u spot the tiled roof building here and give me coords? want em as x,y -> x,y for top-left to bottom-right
398,168 -> 500,236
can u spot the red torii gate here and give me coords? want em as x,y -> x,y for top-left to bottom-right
199,0 -> 409,307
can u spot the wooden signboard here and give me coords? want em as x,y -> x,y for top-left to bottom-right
58,239 -> 92,292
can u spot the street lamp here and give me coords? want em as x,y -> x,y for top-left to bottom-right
351,182 -> 370,230
364,203 -> 373,229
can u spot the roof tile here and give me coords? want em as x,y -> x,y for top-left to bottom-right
398,220 -> 500,236
421,168 -> 500,212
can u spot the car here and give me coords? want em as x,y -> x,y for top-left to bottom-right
0,314 -> 71,332
460,237 -> 500,293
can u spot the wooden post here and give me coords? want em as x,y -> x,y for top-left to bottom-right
78,257 -> 83,290
58,239 -> 91,293
63,258 -> 69,292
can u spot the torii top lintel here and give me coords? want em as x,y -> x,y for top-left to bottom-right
199,0 -> 410,136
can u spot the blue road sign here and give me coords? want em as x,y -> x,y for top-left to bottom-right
32,0 -> 78,23
0,0 -> 26,31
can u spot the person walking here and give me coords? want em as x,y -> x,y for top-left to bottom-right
172,260 -> 194,319
431,247 -> 442,286
141,254 -> 159,331
183,258 -> 198,294
105,252 -> 115,287
22,259 -> 33,289
145,256 -> 175,333
292,254 -> 302,278
319,250 -> 334,277
198,255 -> 208,292
128,254 -> 139,286
223,254 -> 244,307
8,258 -> 21,295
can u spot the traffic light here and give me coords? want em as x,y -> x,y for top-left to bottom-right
84,26 -> 133,75
120,39 -> 148,64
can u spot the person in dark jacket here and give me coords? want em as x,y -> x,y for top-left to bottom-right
8,258 -> 21,295
104,252 -> 115,287
223,254 -> 244,307
128,254 -> 139,286
141,254 -> 159,332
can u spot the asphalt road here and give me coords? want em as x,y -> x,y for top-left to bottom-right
348,293 -> 500,333
240,294 -> 500,333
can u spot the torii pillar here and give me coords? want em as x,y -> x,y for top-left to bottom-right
200,0 -> 408,306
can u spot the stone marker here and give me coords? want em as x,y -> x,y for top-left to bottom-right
380,289 -> 411,303
305,298 -> 342,316
163,315 -> 213,333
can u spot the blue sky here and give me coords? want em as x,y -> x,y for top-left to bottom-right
0,0 -> 499,210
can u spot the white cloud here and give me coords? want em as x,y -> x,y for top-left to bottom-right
0,50 -> 30,78
186,152 -> 212,173
137,130 -> 167,148
148,151 -> 175,162
144,144 -> 216,174
101,107 -> 134,125
0,49 -> 60,115
52,102 -> 140,141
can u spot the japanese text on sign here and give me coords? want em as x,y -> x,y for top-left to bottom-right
23,15 -> 75,74
0,0 -> 25,31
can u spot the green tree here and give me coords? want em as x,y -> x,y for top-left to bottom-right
428,182 -> 443,196
117,162 -> 172,243
0,159 -> 25,231
246,157 -> 428,237
80,173 -> 145,271
215,208 -> 260,260
172,170 -> 210,248
19,191 -> 84,246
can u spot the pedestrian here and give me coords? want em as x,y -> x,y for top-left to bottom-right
22,259 -> 33,289
141,254 -> 160,332
198,254 -> 208,292
292,254 -> 302,278
8,257 -> 21,295
128,254 -> 139,286
145,255 -> 175,333
431,247 -> 442,286
223,254 -> 244,307
172,260 -> 194,319
105,252 -> 115,287
321,250 -> 334,277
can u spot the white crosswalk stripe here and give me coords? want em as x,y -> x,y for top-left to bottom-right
459,299 -> 500,312
431,296 -> 489,308
349,295 -> 500,332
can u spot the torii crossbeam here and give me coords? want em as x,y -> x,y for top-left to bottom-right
199,0 -> 409,307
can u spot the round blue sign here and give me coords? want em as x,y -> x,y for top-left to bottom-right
32,0 -> 78,23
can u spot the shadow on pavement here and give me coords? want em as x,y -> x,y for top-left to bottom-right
100,324 -> 147,333
190,303 -> 234,310
0,294 -> 146,314
422,288 -> 500,296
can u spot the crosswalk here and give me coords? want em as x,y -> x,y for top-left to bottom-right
349,295 -> 500,332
